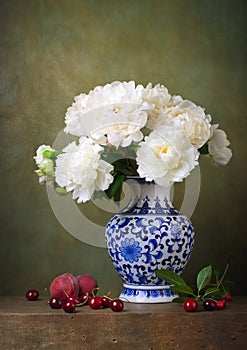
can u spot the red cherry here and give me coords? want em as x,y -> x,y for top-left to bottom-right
110,299 -> 124,312
203,299 -> 217,311
216,299 -> 226,310
49,297 -> 62,309
79,293 -> 89,304
102,296 -> 111,308
183,299 -> 198,312
62,300 -> 75,313
225,294 -> 232,301
25,289 -> 39,301
67,295 -> 80,305
88,297 -> 103,309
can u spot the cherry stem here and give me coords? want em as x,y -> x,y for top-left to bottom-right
92,287 -> 99,298
216,256 -> 231,289
77,296 -> 89,307
102,294 -> 113,301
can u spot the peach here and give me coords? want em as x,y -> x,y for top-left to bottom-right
76,274 -> 98,296
50,273 -> 79,301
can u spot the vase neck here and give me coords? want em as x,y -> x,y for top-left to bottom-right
136,181 -> 171,206
123,178 -> 178,215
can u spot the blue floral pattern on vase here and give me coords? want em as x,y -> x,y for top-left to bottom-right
119,238 -> 142,263
105,179 -> 195,303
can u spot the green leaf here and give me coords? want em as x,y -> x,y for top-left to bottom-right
101,147 -> 124,163
196,265 -> 212,293
114,184 -> 123,202
170,284 -> 195,296
112,159 -> 136,176
199,143 -> 209,155
213,268 -> 221,283
203,287 -> 221,298
155,269 -> 186,286
127,143 -> 140,151
105,174 -> 125,200
141,126 -> 151,137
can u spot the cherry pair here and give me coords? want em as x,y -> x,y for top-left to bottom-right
88,296 -> 124,312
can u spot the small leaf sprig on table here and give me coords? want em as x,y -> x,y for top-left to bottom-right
155,259 -> 232,312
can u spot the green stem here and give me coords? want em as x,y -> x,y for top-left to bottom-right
121,147 -> 138,175
127,158 -> 138,175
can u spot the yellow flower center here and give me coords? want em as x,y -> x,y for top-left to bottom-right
161,145 -> 168,154
113,105 -> 122,113
155,145 -> 169,158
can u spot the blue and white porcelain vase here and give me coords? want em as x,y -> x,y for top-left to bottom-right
105,177 -> 195,303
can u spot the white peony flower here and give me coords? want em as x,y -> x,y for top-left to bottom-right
143,83 -> 172,132
86,103 -> 148,148
143,83 -> 171,110
64,93 -> 89,137
64,81 -> 150,148
55,137 -> 114,203
147,99 -> 211,149
136,126 -> 199,187
208,124 -> 232,166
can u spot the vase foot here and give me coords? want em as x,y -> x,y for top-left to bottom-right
119,283 -> 178,303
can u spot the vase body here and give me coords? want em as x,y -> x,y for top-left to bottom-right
105,178 -> 195,303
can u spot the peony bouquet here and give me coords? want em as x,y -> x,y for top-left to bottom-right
34,81 -> 232,203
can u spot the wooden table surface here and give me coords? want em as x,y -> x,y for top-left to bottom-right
0,296 -> 246,350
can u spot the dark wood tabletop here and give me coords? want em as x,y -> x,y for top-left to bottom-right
0,296 -> 246,350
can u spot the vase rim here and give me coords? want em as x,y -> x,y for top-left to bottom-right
125,176 -> 153,183
125,176 -> 173,188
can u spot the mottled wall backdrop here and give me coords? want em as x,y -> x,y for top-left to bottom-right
0,0 -> 246,296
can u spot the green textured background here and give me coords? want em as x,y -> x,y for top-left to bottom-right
0,0 -> 246,297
